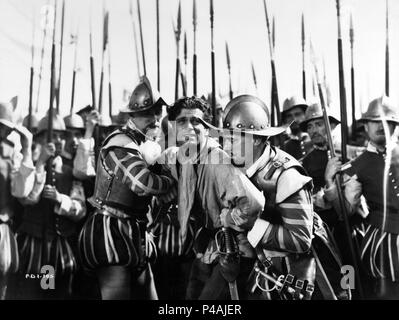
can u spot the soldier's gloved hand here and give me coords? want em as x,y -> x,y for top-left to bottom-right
42,185 -> 62,204
324,157 -> 342,188
220,208 -> 245,232
37,143 -> 56,165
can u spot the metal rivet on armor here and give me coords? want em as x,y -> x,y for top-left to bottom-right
249,124 -> 255,129
260,125 -> 265,129
389,172 -> 393,176
394,186 -> 397,190
226,123 -> 230,127
237,123 -> 242,128
397,193 -> 399,197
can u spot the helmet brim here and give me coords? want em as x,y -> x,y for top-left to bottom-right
200,118 -> 291,137
299,116 -> 340,132
359,116 -> 399,125
120,97 -> 168,114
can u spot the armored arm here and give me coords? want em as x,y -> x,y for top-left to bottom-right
105,147 -> 175,196
247,188 -> 314,253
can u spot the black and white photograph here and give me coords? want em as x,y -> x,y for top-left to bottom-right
0,0 -> 398,308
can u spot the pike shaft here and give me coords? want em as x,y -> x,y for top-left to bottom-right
56,0 -> 65,113
315,62 -> 364,299
90,55 -> 96,110
28,66 -> 34,131
156,0 -> 160,91
36,0 -> 50,113
70,70 -> 76,115
193,54 -> 197,95
175,58 -> 180,100
137,0 -> 146,75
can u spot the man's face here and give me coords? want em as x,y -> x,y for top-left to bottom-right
223,131 -> 254,167
64,128 -> 84,157
307,118 -> 328,147
284,107 -> 306,134
38,131 -> 66,156
175,108 -> 208,149
365,121 -> 396,147
131,105 -> 162,135
0,123 -> 12,141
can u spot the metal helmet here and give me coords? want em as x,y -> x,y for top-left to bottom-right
64,114 -> 85,130
0,101 -> 15,129
223,95 -> 287,136
36,114 -> 67,135
120,76 -> 167,113
299,103 -> 340,132
360,96 -> 399,124
22,114 -> 40,130
282,96 -> 308,115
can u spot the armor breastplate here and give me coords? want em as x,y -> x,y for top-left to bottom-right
91,130 -> 151,215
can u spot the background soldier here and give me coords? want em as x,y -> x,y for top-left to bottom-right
78,76 -> 176,300
10,114 -> 86,299
0,101 -> 35,299
281,96 -> 312,160
300,103 -> 341,229
326,96 -> 399,299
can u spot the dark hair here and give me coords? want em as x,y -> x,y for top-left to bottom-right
167,96 -> 212,123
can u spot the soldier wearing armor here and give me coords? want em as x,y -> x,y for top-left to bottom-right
326,96 -> 399,299
220,95 -> 348,300
78,76 -> 176,300
281,96 -> 312,160
158,96 -> 264,300
7,114 -> 86,299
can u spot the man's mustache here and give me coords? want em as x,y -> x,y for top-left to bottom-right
311,133 -> 323,139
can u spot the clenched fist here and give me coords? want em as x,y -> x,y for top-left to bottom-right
42,185 -> 62,204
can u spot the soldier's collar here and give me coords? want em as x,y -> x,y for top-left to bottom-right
367,142 -> 386,155
246,144 -> 274,178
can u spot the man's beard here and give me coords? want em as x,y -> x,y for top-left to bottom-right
290,123 -> 301,136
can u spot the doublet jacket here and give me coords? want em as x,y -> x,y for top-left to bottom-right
90,129 -> 152,216
345,150 -> 399,234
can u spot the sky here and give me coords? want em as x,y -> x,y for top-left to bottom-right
0,0 -> 398,123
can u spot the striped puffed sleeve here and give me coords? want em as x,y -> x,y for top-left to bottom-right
247,169 -> 314,254
105,147 -> 174,196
